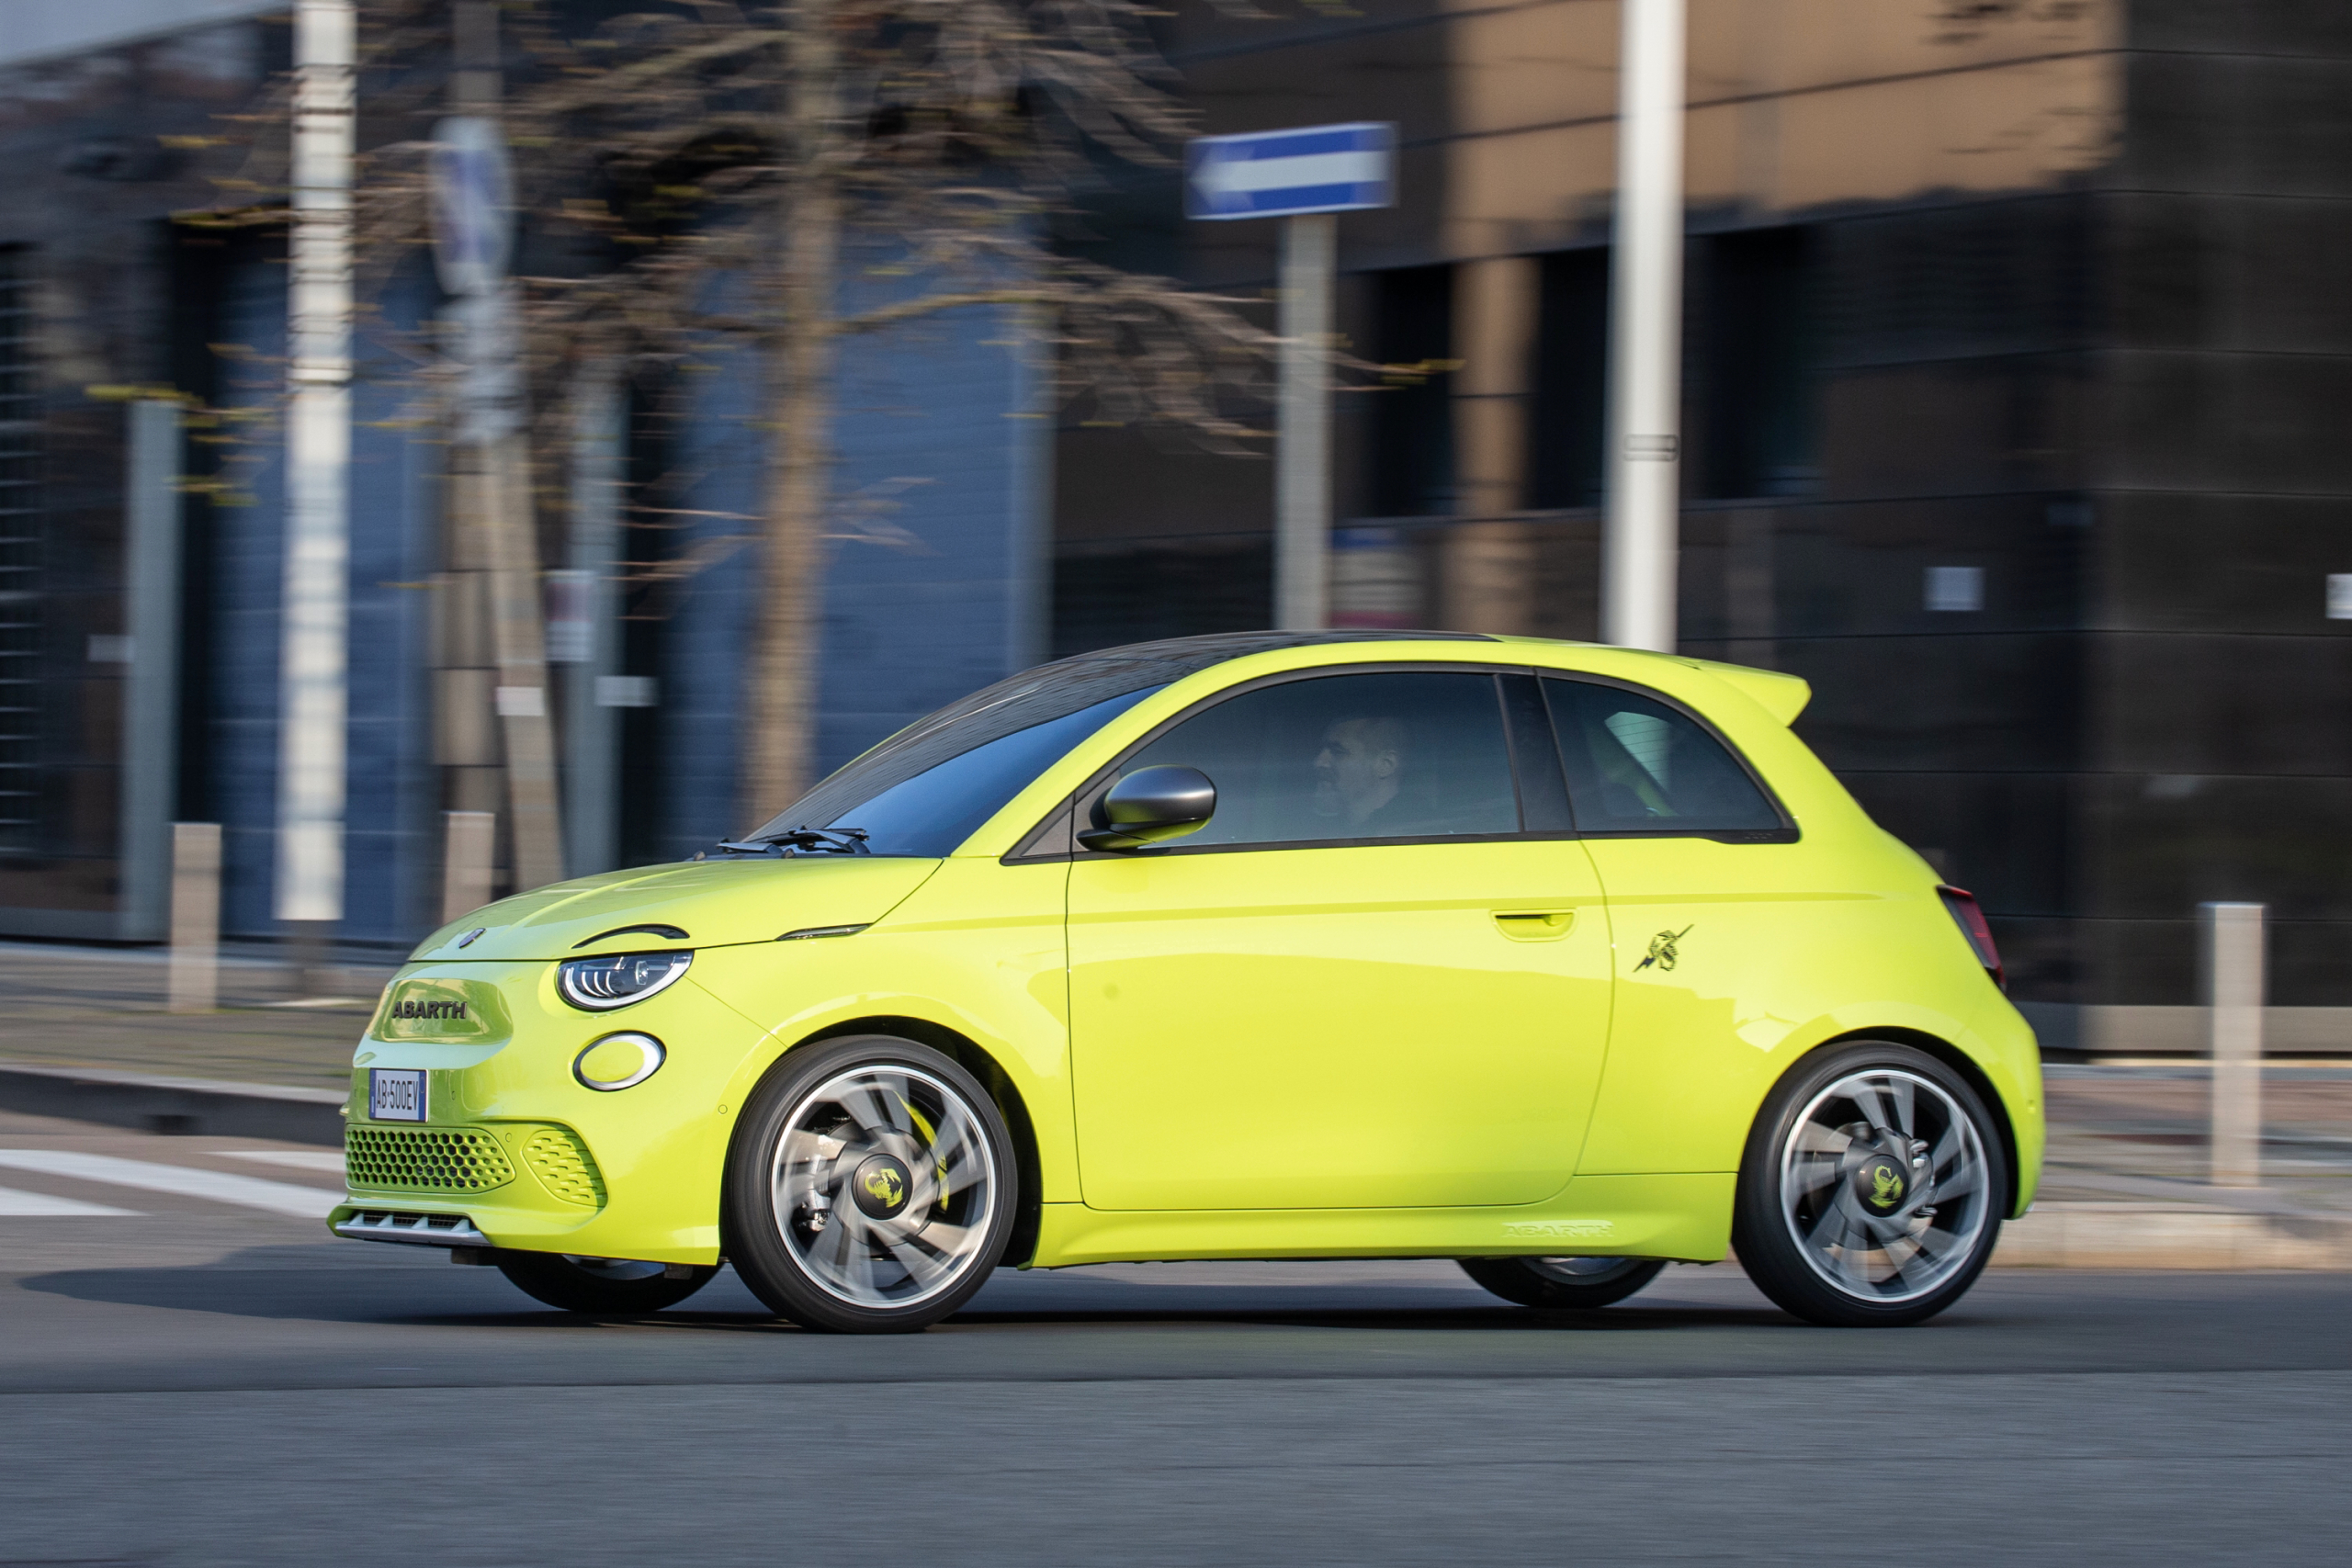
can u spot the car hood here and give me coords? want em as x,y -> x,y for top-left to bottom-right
407,856 -> 944,963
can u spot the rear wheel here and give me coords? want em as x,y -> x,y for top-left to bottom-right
723,1035 -> 1016,1334
1732,1041 -> 2007,1327
494,1251 -> 718,1314
1458,1255 -> 1666,1310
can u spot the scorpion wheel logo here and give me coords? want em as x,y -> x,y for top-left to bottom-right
1858,1157 -> 1908,1212
849,1153 -> 913,1218
1634,924 -> 1694,973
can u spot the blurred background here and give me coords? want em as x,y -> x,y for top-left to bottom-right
1,0 -> 2345,1061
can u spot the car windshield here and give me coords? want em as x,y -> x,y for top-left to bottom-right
743,632 -> 1498,858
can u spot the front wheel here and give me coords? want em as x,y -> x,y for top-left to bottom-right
494,1251 -> 718,1314
1732,1041 -> 2008,1327
723,1035 -> 1016,1334
1459,1255 -> 1667,1311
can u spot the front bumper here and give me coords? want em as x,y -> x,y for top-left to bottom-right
330,958 -> 777,1267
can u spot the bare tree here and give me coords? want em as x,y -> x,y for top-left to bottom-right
187,0 -> 1298,829
497,0 -> 1283,822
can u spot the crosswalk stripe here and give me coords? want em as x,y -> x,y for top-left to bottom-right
230,1150 -> 347,1174
0,1183 -> 141,1217
0,1150 -> 341,1218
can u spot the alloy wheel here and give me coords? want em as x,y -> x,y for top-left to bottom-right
770,1064 -> 1000,1309
1777,1066 -> 1991,1303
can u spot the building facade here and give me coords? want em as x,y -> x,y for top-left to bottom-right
1055,0 -> 2352,1043
0,1 -> 1049,944
7,0 -> 2350,1048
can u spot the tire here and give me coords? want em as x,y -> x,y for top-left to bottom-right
494,1251 -> 718,1314
723,1035 -> 1016,1334
1459,1255 -> 1667,1310
1732,1040 -> 2008,1328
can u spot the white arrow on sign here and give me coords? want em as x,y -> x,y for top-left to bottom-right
1185,122 -> 1396,221
1193,150 -> 1388,201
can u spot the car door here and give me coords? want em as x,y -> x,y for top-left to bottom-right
1544,676 -> 1855,1175
1066,666 -> 1614,1211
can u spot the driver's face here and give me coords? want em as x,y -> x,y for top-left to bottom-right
1314,719 -> 1400,825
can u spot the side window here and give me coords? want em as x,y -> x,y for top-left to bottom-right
1116,671 -> 1521,848
1543,678 -> 1784,836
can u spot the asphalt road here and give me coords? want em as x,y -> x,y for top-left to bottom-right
4,1110 -> 2348,1566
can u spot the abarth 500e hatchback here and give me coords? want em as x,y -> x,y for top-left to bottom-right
333,631 -> 2039,1331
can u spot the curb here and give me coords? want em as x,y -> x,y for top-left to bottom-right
1992,1201 -> 2352,1269
0,1062 -> 345,1146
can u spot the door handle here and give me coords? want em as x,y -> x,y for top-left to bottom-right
1492,910 -> 1576,941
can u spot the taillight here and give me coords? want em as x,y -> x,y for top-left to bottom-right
1937,886 -> 2005,989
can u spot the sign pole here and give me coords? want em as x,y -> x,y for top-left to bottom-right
1602,0 -> 1687,652
1185,122 -> 1392,636
1276,213 -> 1335,632
436,2 -> 563,896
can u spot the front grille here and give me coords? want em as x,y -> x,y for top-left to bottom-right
346,1126 -> 516,1192
521,1125 -> 605,1207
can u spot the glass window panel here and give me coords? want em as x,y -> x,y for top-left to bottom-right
1121,671 -> 1519,849
793,690 -> 1159,857
1544,678 -> 1782,835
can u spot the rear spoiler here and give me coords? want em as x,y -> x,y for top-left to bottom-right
1677,657 -> 1812,726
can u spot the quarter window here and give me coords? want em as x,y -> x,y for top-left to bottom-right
1115,671 -> 1521,849
1543,678 -> 1783,836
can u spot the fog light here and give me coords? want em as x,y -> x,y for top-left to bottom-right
573,1032 -> 665,1091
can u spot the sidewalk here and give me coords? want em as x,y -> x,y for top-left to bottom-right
4,941 -> 2348,1265
0,941 -> 393,1093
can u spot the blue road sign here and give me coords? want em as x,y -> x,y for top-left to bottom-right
1185,122 -> 1396,221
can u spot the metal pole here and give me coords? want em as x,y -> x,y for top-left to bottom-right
1602,0 -> 1687,652
2204,901 -> 2265,1188
442,809 -> 495,924
277,0 -> 354,948
563,371 -> 623,878
120,400 -> 183,942
167,822 -> 220,1014
1275,212 -> 1335,632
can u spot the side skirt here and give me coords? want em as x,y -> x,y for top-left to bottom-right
1026,1173 -> 1736,1268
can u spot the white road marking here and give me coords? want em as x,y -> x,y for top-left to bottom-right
0,1151 -> 341,1218
230,1150 -> 347,1174
0,1184 -> 141,1217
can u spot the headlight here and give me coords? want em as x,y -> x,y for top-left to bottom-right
556,950 -> 692,1011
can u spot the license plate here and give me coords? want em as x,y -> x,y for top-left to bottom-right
368,1068 -> 427,1122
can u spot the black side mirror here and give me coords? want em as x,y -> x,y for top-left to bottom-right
1078,766 -> 1216,852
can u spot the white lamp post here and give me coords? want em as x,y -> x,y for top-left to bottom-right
276,0 -> 355,971
1602,0 -> 1687,652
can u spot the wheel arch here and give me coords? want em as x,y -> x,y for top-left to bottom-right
783,1015 -> 1046,1267
1792,1025 -> 2022,1217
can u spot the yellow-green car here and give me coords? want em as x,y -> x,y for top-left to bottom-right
332,631 -> 2039,1331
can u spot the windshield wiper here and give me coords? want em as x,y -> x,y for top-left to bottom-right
713,827 -> 872,857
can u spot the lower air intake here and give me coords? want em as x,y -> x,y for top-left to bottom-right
347,1126 -> 517,1192
522,1125 -> 606,1207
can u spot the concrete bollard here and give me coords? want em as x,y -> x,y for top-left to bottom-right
167,822 -> 221,1014
2202,901 -> 2265,1188
442,810 -> 496,925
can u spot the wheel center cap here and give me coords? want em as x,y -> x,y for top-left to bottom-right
1854,1153 -> 1911,1213
851,1153 -> 912,1219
